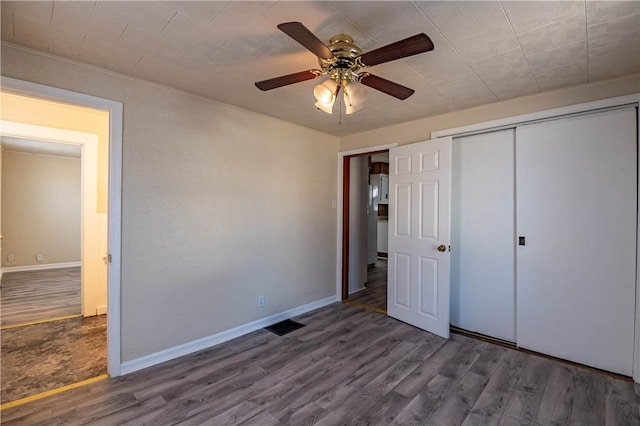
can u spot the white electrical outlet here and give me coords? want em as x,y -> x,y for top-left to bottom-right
36,254 -> 44,262
258,296 -> 265,308
7,254 -> 15,262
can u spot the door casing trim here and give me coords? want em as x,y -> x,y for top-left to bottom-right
336,143 -> 397,302
1,76 -> 124,377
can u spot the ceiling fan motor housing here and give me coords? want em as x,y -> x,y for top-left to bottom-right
320,34 -> 363,85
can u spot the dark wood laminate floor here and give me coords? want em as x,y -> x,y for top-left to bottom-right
0,267 -> 81,326
2,302 -> 638,425
348,258 -> 387,311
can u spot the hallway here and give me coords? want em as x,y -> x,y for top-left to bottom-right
347,258 -> 387,311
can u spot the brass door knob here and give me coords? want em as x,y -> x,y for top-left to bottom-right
437,244 -> 447,252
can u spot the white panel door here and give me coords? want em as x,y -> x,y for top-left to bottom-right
388,137 -> 452,338
516,107 -> 637,375
451,130 -> 515,342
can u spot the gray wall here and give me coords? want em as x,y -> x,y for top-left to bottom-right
2,151 -> 80,267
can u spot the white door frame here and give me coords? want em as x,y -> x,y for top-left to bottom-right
431,93 -> 640,383
1,76 -> 123,377
336,143 -> 397,300
0,121 -> 101,317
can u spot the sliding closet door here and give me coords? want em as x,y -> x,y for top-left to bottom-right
451,130 -> 515,342
516,107 -> 637,375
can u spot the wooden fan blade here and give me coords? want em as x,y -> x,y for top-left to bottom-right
358,34 -> 434,67
277,22 -> 334,60
255,70 -> 321,91
359,74 -> 415,100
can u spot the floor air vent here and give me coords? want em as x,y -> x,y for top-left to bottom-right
264,319 -> 305,336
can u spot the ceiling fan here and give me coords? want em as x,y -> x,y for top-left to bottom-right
255,22 -> 434,115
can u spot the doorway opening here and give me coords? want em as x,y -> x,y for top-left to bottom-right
0,122 -> 107,405
341,149 -> 389,314
0,78 -> 123,406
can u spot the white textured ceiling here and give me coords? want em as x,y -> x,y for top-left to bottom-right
1,1 -> 638,136
1,136 -> 81,158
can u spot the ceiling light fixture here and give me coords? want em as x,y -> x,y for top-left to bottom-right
311,34 -> 368,115
343,81 -> 368,115
313,79 -> 339,114
313,78 -> 367,115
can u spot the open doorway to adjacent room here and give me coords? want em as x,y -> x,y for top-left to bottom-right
0,91 -> 111,405
341,150 -> 389,313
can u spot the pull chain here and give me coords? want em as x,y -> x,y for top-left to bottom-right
338,84 -> 343,125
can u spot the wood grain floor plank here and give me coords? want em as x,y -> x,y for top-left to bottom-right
295,308 -> 374,343
0,405 -> 53,425
604,375 -> 640,426
314,339 -> 434,425
392,333 -> 485,404
1,267 -> 81,326
438,337 -> 487,379
277,400 -> 326,425
424,371 -> 490,426
165,357 -> 302,424
498,354 -> 554,425
536,363 -> 576,425
189,399 -> 264,426
264,320 -> 404,405
180,369 -> 302,425
129,347 -> 237,401
314,340 -> 417,411
48,391 -> 139,425
392,373 -> 460,424
351,390 -> 409,426
239,409 -> 282,426
93,394 -> 167,426
262,334 -> 410,420
570,367 -> 606,426
469,344 -> 507,378
462,350 -> 527,426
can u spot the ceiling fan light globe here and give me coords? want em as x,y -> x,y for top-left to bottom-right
345,101 -> 364,115
345,83 -> 368,106
322,79 -> 339,92
313,84 -> 334,104
315,100 -> 335,114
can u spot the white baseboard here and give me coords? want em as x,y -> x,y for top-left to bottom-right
96,305 -> 107,315
2,261 -> 81,273
120,295 -> 338,376
349,286 -> 367,295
